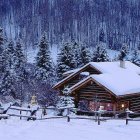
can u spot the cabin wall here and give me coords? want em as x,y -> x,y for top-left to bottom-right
72,81 -> 117,110
119,94 -> 140,112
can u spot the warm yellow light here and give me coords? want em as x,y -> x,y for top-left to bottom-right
121,104 -> 125,108
107,103 -> 110,107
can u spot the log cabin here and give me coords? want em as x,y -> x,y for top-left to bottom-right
53,61 -> 140,112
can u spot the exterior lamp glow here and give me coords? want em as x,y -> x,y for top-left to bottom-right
121,104 -> 125,108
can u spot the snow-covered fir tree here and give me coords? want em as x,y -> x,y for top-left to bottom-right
93,43 -> 109,62
1,40 -> 15,78
80,44 -> 91,66
130,47 -> 140,66
14,39 -> 27,82
71,42 -> 81,68
100,48 -> 110,62
67,42 -> 77,69
4,41 -> 16,71
0,40 -> 16,98
57,42 -> 75,79
35,33 -> 54,82
57,86 -> 75,109
0,69 -> 16,98
0,27 -> 5,74
93,44 -> 102,62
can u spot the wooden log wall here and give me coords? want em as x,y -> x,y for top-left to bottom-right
74,81 -> 117,105
119,94 -> 140,112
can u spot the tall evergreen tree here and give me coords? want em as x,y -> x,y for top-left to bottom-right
0,69 -> 16,98
130,47 -> 140,66
93,43 -> 109,62
80,45 -> 91,66
0,30 -> 15,98
35,33 -> 53,82
14,39 -> 27,82
57,42 -> 75,79
57,86 -> 74,109
0,27 -> 5,74
100,48 -> 109,62
71,42 -> 81,68
4,41 -> 16,71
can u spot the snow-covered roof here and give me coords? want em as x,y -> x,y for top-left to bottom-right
53,61 -> 140,89
88,61 -> 140,75
64,61 -> 140,77
70,72 -> 140,96
92,72 -> 140,96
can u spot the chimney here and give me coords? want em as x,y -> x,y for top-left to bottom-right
120,60 -> 125,68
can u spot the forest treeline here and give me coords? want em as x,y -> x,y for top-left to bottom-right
0,0 -> 140,49
0,27 -> 140,106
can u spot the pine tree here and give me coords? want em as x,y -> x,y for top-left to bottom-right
4,41 -> 16,71
35,33 -> 53,82
130,47 -> 140,66
71,42 -> 81,68
100,48 -> 109,62
80,45 -> 91,66
57,42 -> 75,79
0,69 -> 16,98
14,39 -> 27,82
57,87 -> 74,109
93,44 -> 101,62
0,27 -> 5,74
0,40 -> 16,98
67,42 -> 77,69
93,43 -> 109,62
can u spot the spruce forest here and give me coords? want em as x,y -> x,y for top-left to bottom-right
0,0 -> 140,106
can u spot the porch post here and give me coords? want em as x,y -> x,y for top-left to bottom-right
112,102 -> 117,118
74,93 -> 79,109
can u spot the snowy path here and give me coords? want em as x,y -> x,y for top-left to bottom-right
0,118 -> 140,140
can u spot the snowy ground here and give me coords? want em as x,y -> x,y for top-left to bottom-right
0,118 -> 140,140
